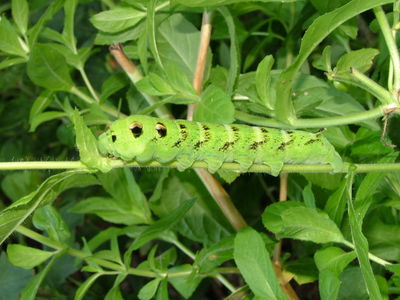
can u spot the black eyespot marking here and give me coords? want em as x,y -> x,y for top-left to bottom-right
129,122 -> 143,138
112,135 -> 117,142
156,123 -> 167,138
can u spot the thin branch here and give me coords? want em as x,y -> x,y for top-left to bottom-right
188,10 -> 247,231
109,44 -> 173,119
235,105 -> 393,129
273,173 -> 299,300
196,168 -> 247,231
273,173 -> 288,263
374,6 -> 400,93
188,10 -> 213,120
2,160 -> 400,173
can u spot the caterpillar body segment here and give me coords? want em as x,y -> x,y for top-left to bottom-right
98,115 -> 343,176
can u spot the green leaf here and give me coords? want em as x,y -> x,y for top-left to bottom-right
137,73 -> 175,96
194,84 -> 235,124
74,273 -> 103,300
7,244 -> 56,269
275,0 -> 393,123
149,171 -> 231,245
156,279 -> 169,300
364,214 -> 400,261
90,7 -> 145,33
29,111 -> 67,132
97,168 -> 152,224
174,0 -> 296,7
314,247 -> 356,276
146,0 -> 163,69
137,26 -> 149,73
335,48 -> 380,74
385,264 -> 400,276
263,203 -> 346,244
29,90 -> 54,124
168,265 -> 202,299
158,14 -> 205,82
217,7 -> 239,96
302,183 -> 316,208
70,196 -> 148,225
1,171 -> 42,202
196,237 -> 234,273
0,171 -> 96,245
0,253 -> 32,300
138,278 -> 161,300
346,171 -> 383,300
12,0 -> 29,36
338,267 -> 369,299
318,270 -> 341,300
94,24 -> 144,45
302,173 -> 344,191
73,109 -> 112,172
324,179 -> 347,226
27,0 -> 64,47
292,74 -> 379,130
62,0 -> 77,51
136,77 -> 170,97
105,274 -> 127,300
0,56 -> 27,70
92,249 -> 121,264
100,73 -> 129,101
284,258 -> 318,284
20,255 -> 57,300
256,55 -> 274,109
313,46 -> 332,72
128,198 -> 196,251
0,16 -> 27,57
262,201 -> 304,233
27,43 -> 74,91
234,227 -> 287,300
32,205 -> 72,243
354,153 -> 398,219
162,62 -> 197,97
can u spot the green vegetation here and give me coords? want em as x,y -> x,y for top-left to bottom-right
1,0 -> 400,299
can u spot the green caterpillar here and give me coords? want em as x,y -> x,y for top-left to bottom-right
98,115 -> 343,175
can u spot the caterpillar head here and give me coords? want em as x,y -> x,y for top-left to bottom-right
98,115 -> 164,161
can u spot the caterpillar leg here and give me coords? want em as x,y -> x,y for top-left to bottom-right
205,157 -> 224,173
235,155 -> 254,173
266,161 -> 284,176
176,153 -> 195,172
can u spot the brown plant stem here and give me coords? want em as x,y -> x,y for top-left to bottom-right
188,10 -> 247,231
273,173 -> 299,300
109,44 -> 173,119
196,168 -> 246,231
188,10 -> 213,121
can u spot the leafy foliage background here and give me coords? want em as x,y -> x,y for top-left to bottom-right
1,0 -> 400,299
